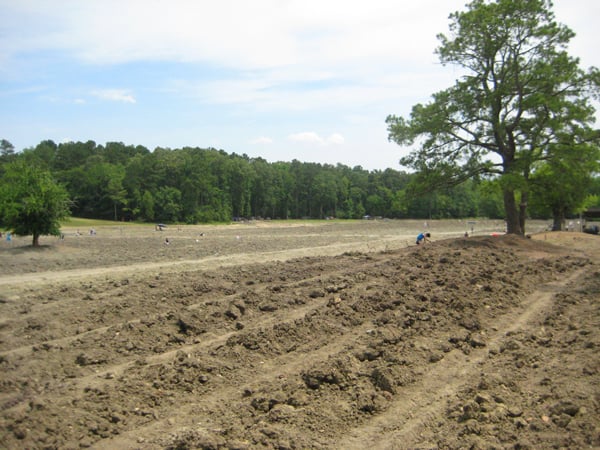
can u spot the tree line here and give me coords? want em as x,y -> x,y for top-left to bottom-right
0,138 -> 497,223
1,137 -> 597,228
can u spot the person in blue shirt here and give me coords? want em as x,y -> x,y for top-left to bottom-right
416,232 -> 430,245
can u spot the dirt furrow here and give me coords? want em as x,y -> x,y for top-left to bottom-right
0,264 -> 337,358
335,268 -> 586,449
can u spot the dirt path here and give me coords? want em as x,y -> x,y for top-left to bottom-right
0,235 -> 408,290
0,225 -> 598,449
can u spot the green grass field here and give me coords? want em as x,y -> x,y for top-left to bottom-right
60,217 -> 149,228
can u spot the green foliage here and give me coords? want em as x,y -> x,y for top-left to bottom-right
139,191 -> 155,221
387,0 -> 599,234
0,139 -> 16,164
478,180 -> 505,219
61,217 -> 134,228
0,161 -> 71,245
2,136 -> 595,225
22,140 -> 58,169
154,186 -> 182,222
584,194 -> 599,209
529,142 -> 600,227
588,177 -> 600,206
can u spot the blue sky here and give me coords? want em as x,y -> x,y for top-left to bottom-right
1,0 -> 598,170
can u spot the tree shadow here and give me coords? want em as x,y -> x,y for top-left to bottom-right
0,244 -> 55,254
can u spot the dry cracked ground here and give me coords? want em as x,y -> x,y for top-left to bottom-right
0,220 -> 598,449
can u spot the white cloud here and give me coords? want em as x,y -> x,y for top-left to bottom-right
327,133 -> 345,145
288,132 -> 325,145
0,0 -> 464,68
176,78 -> 272,105
168,66 -> 458,118
288,132 -> 345,146
250,136 -> 273,145
91,89 -> 136,104
4,1 -> 593,113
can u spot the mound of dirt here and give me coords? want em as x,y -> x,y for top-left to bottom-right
0,227 -> 598,449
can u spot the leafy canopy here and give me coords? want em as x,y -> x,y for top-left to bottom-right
0,161 -> 71,246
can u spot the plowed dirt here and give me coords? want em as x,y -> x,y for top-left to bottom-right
0,220 -> 598,449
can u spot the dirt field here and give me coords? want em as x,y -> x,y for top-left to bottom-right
0,220 -> 598,449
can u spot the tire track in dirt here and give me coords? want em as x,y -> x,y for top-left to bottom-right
0,257 -> 358,420
4,288 -> 371,447
0,269 -> 349,441
70,294 -> 334,392
93,320 -> 377,449
1,250 -> 376,444
0,267 -> 334,358
335,268 -> 586,450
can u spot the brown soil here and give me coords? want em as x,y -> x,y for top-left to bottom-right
0,221 -> 598,449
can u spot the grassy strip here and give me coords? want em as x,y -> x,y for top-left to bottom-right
60,217 -> 147,228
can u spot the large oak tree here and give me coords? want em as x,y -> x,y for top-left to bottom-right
386,0 -> 599,234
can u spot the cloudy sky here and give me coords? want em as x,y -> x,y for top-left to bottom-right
1,0 -> 598,170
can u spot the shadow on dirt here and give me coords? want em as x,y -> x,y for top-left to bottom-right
0,244 -> 54,254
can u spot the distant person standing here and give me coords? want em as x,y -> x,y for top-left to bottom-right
416,232 -> 430,245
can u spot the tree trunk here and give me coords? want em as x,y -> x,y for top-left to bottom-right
503,188 -> 522,235
552,207 -> 565,231
32,233 -> 40,246
519,190 -> 528,235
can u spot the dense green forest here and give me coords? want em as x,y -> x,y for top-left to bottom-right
0,139 -> 598,224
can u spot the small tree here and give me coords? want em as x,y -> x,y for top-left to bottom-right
0,139 -> 15,159
0,161 -> 71,246
530,142 -> 600,230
